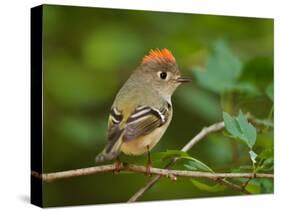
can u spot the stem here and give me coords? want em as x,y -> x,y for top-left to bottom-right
128,114 -> 272,202
31,164 -> 273,183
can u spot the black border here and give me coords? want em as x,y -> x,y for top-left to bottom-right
31,5 -> 43,208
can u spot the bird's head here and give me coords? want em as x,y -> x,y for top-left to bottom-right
135,48 -> 191,98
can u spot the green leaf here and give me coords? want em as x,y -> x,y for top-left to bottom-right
236,111 -> 257,148
184,164 -> 200,171
259,149 -> 273,159
262,158 -> 274,171
159,150 -> 189,161
193,40 -> 242,94
233,82 -> 260,95
260,179 -> 274,193
256,158 -> 274,172
223,111 -> 257,149
266,82 -> 274,101
120,150 -> 188,165
243,179 -> 273,194
255,149 -> 273,172
156,150 -> 213,173
184,161 -> 210,172
190,179 -> 226,192
183,157 -> 214,173
223,112 -> 242,137
246,182 -> 261,194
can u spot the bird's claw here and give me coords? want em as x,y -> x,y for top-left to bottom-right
145,163 -> 152,176
114,159 -> 122,174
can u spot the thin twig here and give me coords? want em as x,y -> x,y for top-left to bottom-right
128,121 -> 225,202
182,121 -> 225,152
246,112 -> 274,128
128,115 -> 272,202
31,117 -> 273,202
31,163 -> 273,183
241,172 -> 256,192
218,179 -> 251,194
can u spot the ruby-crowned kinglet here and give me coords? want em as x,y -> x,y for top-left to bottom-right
96,49 -> 191,163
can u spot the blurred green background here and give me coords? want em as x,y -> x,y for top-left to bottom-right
42,5 -> 273,207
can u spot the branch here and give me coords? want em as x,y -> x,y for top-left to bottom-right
182,121 -> 225,152
31,163 -> 273,183
218,179 -> 251,194
128,121 -> 225,202
31,116 -> 272,202
246,112 -> 274,128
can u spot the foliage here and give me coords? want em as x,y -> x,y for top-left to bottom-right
194,40 -> 242,94
42,5 -> 273,206
188,40 -> 273,194
189,179 -> 226,192
223,111 -> 258,166
187,39 -> 273,194
223,111 -> 256,149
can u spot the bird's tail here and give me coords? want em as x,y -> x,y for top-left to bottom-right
95,139 -> 122,163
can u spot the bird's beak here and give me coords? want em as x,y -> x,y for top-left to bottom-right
176,76 -> 192,83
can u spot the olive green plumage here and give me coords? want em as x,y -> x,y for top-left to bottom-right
96,49 -> 191,163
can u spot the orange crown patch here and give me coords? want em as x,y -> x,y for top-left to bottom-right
142,48 -> 176,64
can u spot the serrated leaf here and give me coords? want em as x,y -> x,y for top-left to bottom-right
190,179 -> 226,192
237,110 -> 257,148
223,111 -> 257,149
193,40 -> 242,94
223,112 -> 242,137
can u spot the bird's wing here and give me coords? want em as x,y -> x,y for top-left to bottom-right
107,108 -> 124,145
97,99 -> 172,162
122,104 -> 170,142
105,102 -> 170,150
95,108 -> 125,163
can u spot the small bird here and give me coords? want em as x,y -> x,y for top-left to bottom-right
95,49 -> 191,170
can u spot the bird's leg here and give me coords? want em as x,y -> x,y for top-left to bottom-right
146,145 -> 152,176
114,156 -> 122,174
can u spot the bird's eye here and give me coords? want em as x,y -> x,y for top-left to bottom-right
159,72 -> 167,80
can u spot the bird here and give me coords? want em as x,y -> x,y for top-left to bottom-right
95,48 -> 191,172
